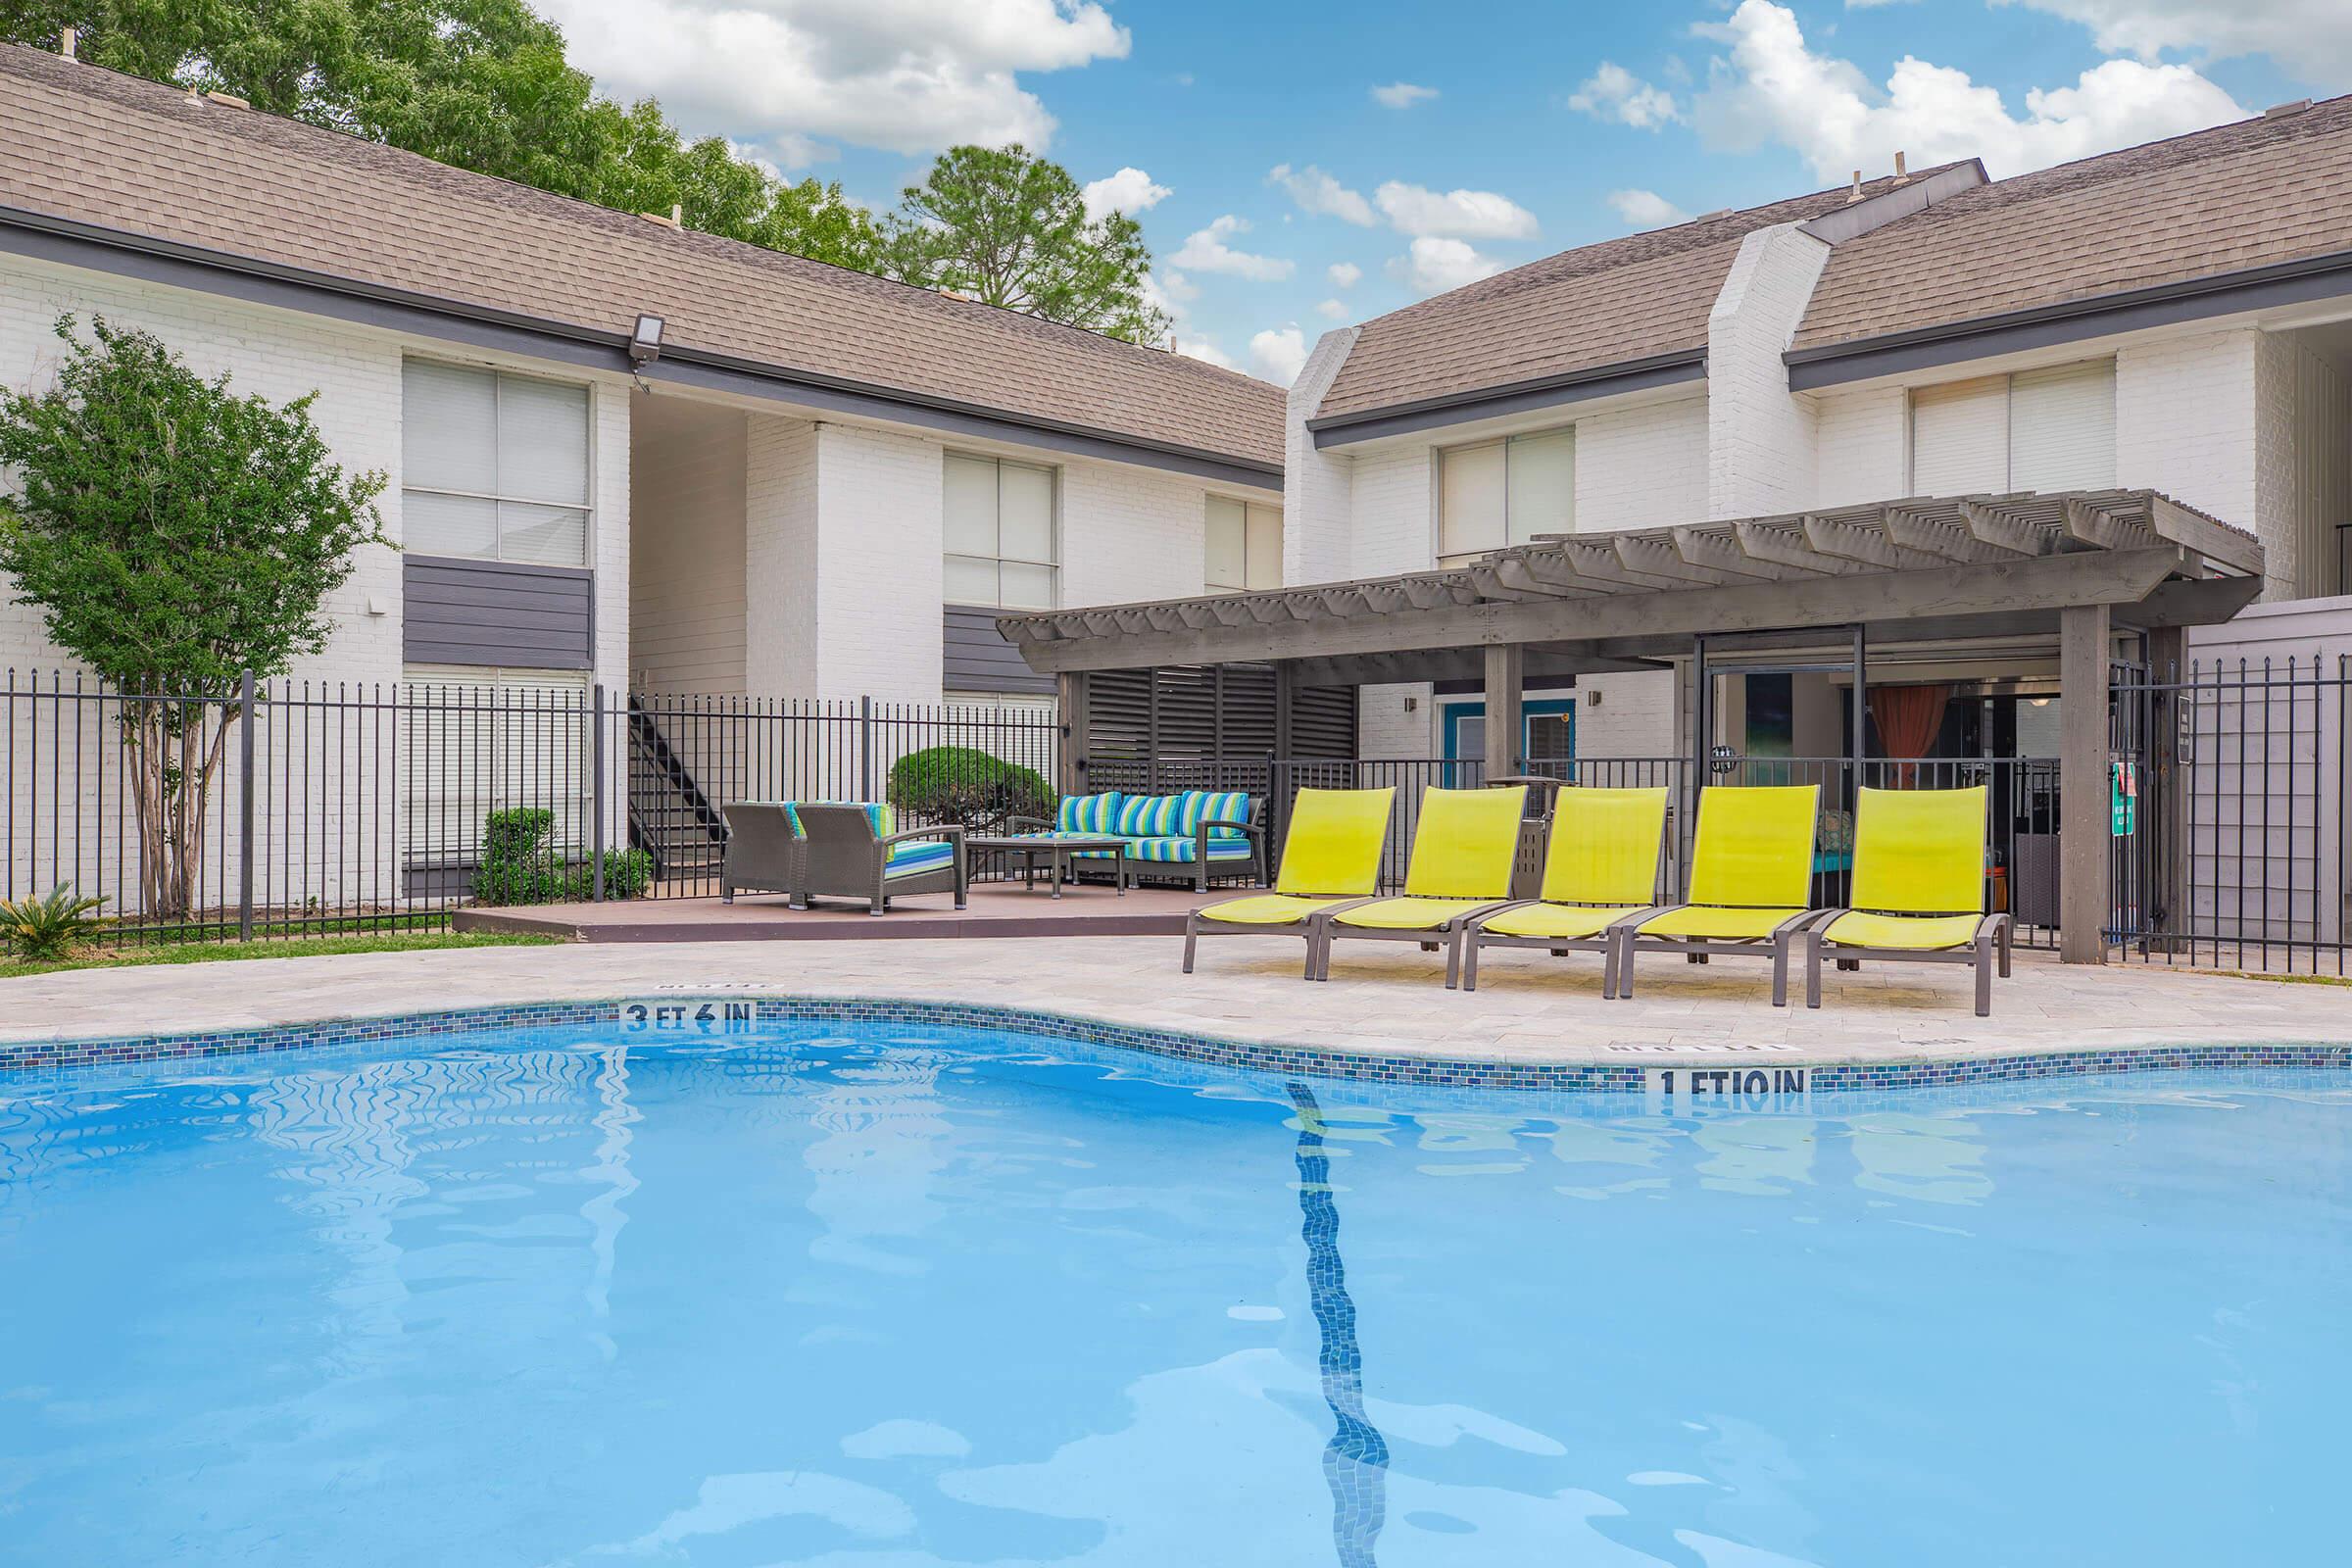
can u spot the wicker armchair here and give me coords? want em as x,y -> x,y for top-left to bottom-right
720,802 -> 804,905
791,803 -> 967,915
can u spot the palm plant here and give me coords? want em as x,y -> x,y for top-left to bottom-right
0,884 -> 108,962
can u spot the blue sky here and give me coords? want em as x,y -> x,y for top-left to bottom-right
539,1 -> 2346,382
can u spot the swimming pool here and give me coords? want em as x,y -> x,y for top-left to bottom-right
2,1022 -> 2344,1566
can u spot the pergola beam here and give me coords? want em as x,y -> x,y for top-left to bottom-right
1016,547 -> 2190,672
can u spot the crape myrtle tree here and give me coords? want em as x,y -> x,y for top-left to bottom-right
0,318 -> 389,917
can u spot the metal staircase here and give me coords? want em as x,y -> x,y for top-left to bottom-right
625,701 -> 725,881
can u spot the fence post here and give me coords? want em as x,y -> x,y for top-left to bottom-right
859,694 -> 874,803
591,683 -> 608,903
236,668 -> 255,942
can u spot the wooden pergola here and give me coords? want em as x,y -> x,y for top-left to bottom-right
1002,489 -> 2265,962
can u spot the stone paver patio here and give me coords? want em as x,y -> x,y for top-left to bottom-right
6,934 -> 2347,1069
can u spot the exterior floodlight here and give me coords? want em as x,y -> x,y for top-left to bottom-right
629,314 -> 664,364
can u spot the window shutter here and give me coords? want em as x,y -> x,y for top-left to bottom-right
2009,362 -> 2116,491
1204,496 -> 1246,591
1505,429 -> 1575,542
1909,376 -> 2010,494
1440,442 -> 1506,559
1244,503 -> 1283,590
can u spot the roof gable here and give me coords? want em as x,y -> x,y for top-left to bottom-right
0,45 -> 1284,469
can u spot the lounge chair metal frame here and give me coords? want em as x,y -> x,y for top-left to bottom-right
1460,905 -> 1663,996
1612,909 -> 1834,1007
1309,785 -> 1531,985
1304,900 -> 1515,987
1803,911 -> 2015,1016
1183,894 -> 1378,975
1180,787 -> 1396,975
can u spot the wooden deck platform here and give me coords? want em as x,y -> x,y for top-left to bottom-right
452,881 -> 1215,942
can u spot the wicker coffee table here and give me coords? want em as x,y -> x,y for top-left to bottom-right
969,834 -> 1127,897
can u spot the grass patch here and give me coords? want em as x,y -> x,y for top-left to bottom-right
2216,969 -> 2352,988
0,929 -> 562,979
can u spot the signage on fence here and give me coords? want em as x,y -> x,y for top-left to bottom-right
2110,760 -> 2136,837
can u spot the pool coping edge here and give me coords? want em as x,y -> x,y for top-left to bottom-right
5,991 -> 2349,1092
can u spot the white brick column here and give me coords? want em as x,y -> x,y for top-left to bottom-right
1705,222 -> 1831,519
1285,326 -> 1360,587
744,413 -> 818,699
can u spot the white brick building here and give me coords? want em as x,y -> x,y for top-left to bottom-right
1281,103 -> 2352,768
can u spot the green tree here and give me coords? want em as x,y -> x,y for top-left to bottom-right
884,145 -> 1172,344
0,318 -> 390,917
1,0 -> 882,269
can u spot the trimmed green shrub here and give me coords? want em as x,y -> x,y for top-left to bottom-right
569,848 -> 655,901
473,809 -> 656,905
887,746 -> 1054,835
0,883 -> 108,962
472,808 -> 566,906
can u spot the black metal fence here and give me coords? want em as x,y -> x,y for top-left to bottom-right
2112,655 -> 2349,973
2,670 -> 1058,944
9,657 -> 2347,967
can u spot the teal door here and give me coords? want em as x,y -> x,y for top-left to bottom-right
1444,699 -> 1576,774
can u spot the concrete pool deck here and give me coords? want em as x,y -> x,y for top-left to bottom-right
5,935 -> 2348,1076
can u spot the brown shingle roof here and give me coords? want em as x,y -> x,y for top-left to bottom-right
1315,170 -> 1957,423
0,45 -> 1283,468
1794,97 -> 2352,353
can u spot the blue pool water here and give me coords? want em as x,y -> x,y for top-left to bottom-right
2,1025 -> 2347,1566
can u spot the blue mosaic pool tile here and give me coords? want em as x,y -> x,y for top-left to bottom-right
5,995 -> 2349,1092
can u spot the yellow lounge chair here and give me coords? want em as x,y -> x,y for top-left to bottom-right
1312,785 -> 1529,984
1615,784 -> 1824,1006
1805,785 -> 2013,1016
1460,786 -> 1670,995
1182,787 -> 1396,974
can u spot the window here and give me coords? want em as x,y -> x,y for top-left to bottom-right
403,361 -> 592,566
399,666 -> 591,863
1204,496 -> 1284,592
944,453 -> 1057,611
1908,360 -> 2115,495
1438,427 -> 1574,563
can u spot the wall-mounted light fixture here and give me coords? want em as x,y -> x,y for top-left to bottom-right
629,314 -> 664,365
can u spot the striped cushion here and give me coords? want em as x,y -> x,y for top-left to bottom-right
1075,835 -> 1253,863
771,802 -> 893,839
1114,794 -> 1184,836
1195,791 -> 1250,840
884,839 -> 955,877
1056,793 -> 1125,834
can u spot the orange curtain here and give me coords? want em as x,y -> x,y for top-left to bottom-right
1868,684 -> 1951,784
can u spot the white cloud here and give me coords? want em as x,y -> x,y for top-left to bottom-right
1995,1 -> 2352,79
1374,181 -> 1540,240
1567,63 -> 1683,128
1080,167 -> 1170,220
1692,0 -> 2244,181
1326,261 -> 1362,289
1315,298 -> 1349,320
1268,164 -> 1377,226
1390,236 -> 1502,295
1171,216 -> 1295,281
1249,326 -> 1309,385
1607,188 -> 1690,227
535,0 -> 1129,155
1155,269 -> 1200,304
1173,335 -> 1235,368
1371,81 -> 1440,109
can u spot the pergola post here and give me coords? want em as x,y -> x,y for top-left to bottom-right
1054,671 -> 1089,798
2059,603 -> 2111,964
1483,642 -> 1525,783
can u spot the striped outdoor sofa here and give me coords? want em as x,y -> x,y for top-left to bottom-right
1009,789 -> 1266,892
